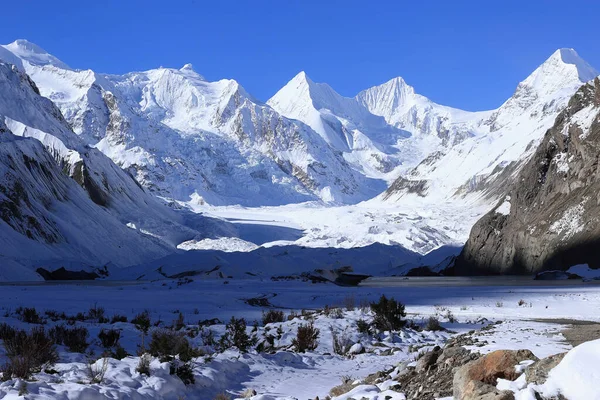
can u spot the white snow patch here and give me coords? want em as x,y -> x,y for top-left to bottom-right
495,196 -> 511,215
177,237 -> 259,252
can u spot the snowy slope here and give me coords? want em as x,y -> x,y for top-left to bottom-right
0,40 -> 384,206
0,62 -> 234,277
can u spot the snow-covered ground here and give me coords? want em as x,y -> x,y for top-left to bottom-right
0,278 -> 598,399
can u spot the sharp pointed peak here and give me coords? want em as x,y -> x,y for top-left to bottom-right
536,47 -> 598,83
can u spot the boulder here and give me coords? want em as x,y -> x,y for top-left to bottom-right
416,346 -> 442,372
453,349 -> 538,400
525,352 -> 567,384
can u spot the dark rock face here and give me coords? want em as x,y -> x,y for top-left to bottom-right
456,78 -> 600,275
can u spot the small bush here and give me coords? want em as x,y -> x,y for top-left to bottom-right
87,356 -> 109,384
149,329 -> 193,362
50,325 -> 89,353
111,345 -> 129,360
0,323 -> 16,340
98,329 -> 121,349
1,326 -> 58,379
110,314 -> 127,324
343,295 -> 356,311
173,312 -> 185,331
17,307 -> 42,324
292,323 -> 319,353
88,304 -> 107,322
132,311 -> 152,350
214,393 -> 231,400
496,301 -> 504,308
262,310 -> 285,325
170,361 -> 195,385
45,310 -> 67,322
221,317 -> 251,352
331,327 -> 352,356
136,354 -> 151,375
425,316 -> 443,331
370,295 -> 406,331
518,299 -> 526,306
356,319 -> 370,334
132,311 -> 152,333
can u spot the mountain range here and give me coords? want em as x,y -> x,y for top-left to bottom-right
0,39 -> 598,278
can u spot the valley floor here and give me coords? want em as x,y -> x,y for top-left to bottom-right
0,278 -> 599,399
191,198 -> 489,254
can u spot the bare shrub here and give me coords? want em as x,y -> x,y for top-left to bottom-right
425,316 -> 444,331
330,327 -> 352,356
132,311 -> 151,350
87,356 -> 109,384
496,301 -> 504,308
292,323 -> 319,353
88,304 -> 108,323
1,326 -> 58,379
98,329 -> 121,349
16,307 -> 42,324
50,325 -> 89,353
343,295 -> 356,311
0,323 -> 16,340
110,314 -> 127,324
213,393 -> 231,400
172,312 -> 185,331
262,310 -> 285,325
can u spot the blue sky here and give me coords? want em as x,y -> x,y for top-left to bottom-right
1,0 -> 598,110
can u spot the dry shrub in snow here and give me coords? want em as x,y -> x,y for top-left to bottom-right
292,322 -> 319,353
425,316 -> 444,331
87,356 -> 109,384
331,327 -> 353,356
262,309 -> 285,325
149,329 -> 193,362
98,328 -> 121,349
50,325 -> 89,353
1,326 -> 58,379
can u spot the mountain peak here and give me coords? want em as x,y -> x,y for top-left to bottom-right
549,48 -> 598,82
512,48 -> 598,105
8,39 -> 48,55
2,39 -> 70,70
180,63 -> 194,71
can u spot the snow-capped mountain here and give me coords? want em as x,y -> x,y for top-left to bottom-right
0,61 -> 234,278
383,48 -> 598,204
0,40 -> 384,206
0,39 -> 597,271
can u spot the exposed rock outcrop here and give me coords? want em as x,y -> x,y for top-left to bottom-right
456,78 -> 600,274
453,349 -> 538,400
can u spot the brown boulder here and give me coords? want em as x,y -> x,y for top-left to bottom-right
454,349 -> 538,400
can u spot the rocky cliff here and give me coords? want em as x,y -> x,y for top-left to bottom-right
455,78 -> 600,274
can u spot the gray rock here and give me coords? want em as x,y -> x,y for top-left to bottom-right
525,352 -> 567,385
455,78 -> 600,274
